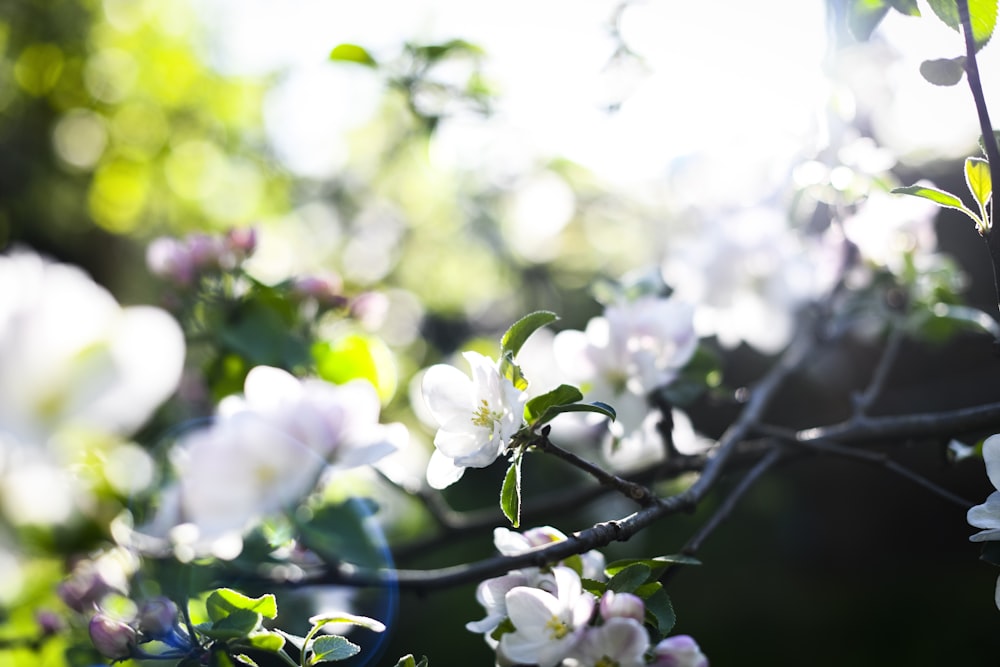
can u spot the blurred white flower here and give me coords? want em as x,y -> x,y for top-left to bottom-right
465,571 -> 530,636
662,207 -> 837,353
499,566 -> 595,667
421,351 -> 526,489
0,250 -> 185,446
0,249 -> 184,527
148,367 -> 398,556
842,185 -> 939,273
568,617 -> 649,667
553,295 -> 697,472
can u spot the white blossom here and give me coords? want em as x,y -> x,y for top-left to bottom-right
499,566 -> 595,667
147,367 -> 397,555
967,434 -> 1000,543
567,617 -> 649,667
421,351 -> 526,489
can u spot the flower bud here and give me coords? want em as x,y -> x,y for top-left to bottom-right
291,274 -> 347,308
137,597 -> 178,638
89,613 -> 137,660
226,227 -> 258,259
599,590 -> 645,622
36,611 -> 63,636
651,635 -> 709,667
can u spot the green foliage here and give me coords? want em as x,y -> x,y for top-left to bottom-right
928,0 -> 998,51
206,589 -> 278,623
312,333 -> 398,402
524,384 -> 584,424
604,555 -> 702,579
891,183 -> 987,233
329,44 -> 378,67
919,56 -> 967,85
394,655 -> 430,667
294,500 -> 386,568
500,310 -> 559,358
310,635 -> 361,663
847,0 -> 921,41
500,451 -> 523,528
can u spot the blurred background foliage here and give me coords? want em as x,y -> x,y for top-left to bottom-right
3,0 -> 1000,665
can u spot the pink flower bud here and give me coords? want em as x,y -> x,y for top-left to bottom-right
146,237 -> 196,286
89,613 -> 137,660
137,597 -> 178,638
291,274 -> 346,308
651,635 -> 709,667
599,590 -> 645,622
226,227 -> 258,258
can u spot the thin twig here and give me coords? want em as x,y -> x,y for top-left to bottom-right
795,400 -> 1000,443
756,424 -> 975,508
853,325 -> 904,415
532,434 -> 657,506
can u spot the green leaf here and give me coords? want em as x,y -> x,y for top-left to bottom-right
295,501 -> 385,568
966,156 -> 993,208
308,613 -> 387,634
642,585 -> 676,638
847,0 -> 891,40
313,333 -> 397,403
206,589 -> 278,622
891,184 -> 982,224
607,563 -> 652,593
580,577 -> 607,597
234,655 -> 259,667
889,0 -> 921,15
530,401 -> 617,427
394,656 -> 429,667
978,130 -> 1000,157
524,384 -> 583,424
928,0 -> 997,50
329,43 -> 378,67
500,454 -> 522,528
247,631 -> 286,652
500,311 -> 558,358
605,555 -> 702,579
499,350 -> 529,391
201,609 -> 262,639
919,56 -> 967,85
310,635 -> 361,663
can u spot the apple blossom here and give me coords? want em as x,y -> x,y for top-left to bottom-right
650,635 -> 709,667
499,566 -> 595,667
421,351 -> 527,489
968,434 -> 1000,543
89,613 -> 137,660
599,591 -> 645,623
146,367 -> 398,555
567,617 -> 649,667
465,572 -> 530,635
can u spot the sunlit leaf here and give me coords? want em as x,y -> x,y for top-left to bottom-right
607,563 -> 652,593
605,555 -> 702,579
309,613 -> 387,634
500,310 -> 558,357
329,43 -> 378,67
889,0 -> 921,15
394,655 -> 429,667
891,184 -> 982,225
928,0 -> 997,51
313,333 -> 398,403
530,401 -> 617,427
247,631 -> 285,652
200,609 -> 262,639
524,384 -> 583,424
965,156 -> 993,208
206,589 -> 277,622
919,56 -> 967,85
500,454 -> 522,528
310,635 -> 361,663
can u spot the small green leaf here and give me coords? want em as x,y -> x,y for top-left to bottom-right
247,631 -> 286,652
928,0 -> 997,50
889,0 -> 920,16
489,618 -> 515,643
605,555 -> 702,579
329,43 -> 378,67
531,401 -> 617,427
580,577 -> 607,597
201,609 -> 262,639
206,589 -> 278,622
394,656 -> 429,667
891,184 -> 982,225
499,350 -> 529,391
310,635 -> 361,663
308,613 -> 386,634
642,585 -> 676,638
919,56 -> 967,85
524,384 -> 584,424
500,454 -> 522,528
500,311 -> 558,358
607,563 -> 652,593
966,156 -> 993,208
234,655 -> 259,667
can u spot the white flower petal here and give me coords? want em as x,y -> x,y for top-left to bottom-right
426,449 -> 465,489
421,364 -> 475,425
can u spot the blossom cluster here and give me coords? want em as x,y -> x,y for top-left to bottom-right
467,526 -> 708,667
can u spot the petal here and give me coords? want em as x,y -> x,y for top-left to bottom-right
506,587 -> 560,632
426,449 -> 465,489
984,434 -> 1000,492
968,491 -> 1000,531
242,366 -> 303,410
422,364 -> 475,426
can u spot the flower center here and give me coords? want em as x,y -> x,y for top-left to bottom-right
544,615 -> 570,640
595,657 -> 619,667
470,399 -> 501,429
